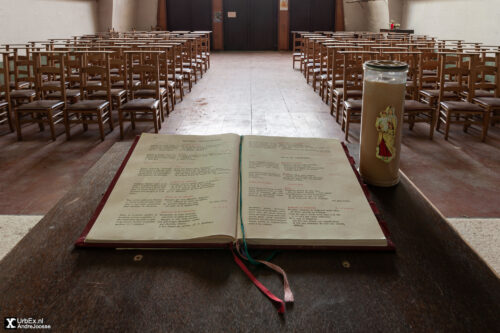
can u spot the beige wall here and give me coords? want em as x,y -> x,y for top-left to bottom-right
0,0 -> 98,45
343,0 -> 389,32
101,0 -> 157,32
134,0 -> 158,30
402,0 -> 500,45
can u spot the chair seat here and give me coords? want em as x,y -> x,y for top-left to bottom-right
10,82 -> 30,89
473,97 -> 500,108
327,80 -> 344,88
440,101 -> 484,112
405,100 -> 433,111
10,89 -> 36,99
66,100 -> 109,111
72,81 -> 102,89
112,80 -> 140,88
422,69 -> 437,76
17,100 -> 64,111
343,99 -> 362,110
462,90 -> 495,98
47,89 -> 81,99
88,89 -> 126,98
43,81 -> 69,88
134,88 -> 167,98
420,90 -> 456,98
120,98 -> 159,111
333,88 -> 363,98
159,80 -> 176,88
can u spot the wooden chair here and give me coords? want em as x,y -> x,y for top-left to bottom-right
139,44 -> 175,112
396,52 -> 436,139
331,50 -> 368,123
171,39 -> 194,92
9,47 -> 37,107
118,51 -> 162,139
193,31 -> 211,69
418,51 -> 457,108
15,51 -> 68,141
341,52 -> 377,141
292,32 -> 305,69
132,50 -> 170,120
472,52 -> 500,127
436,53 -> 490,141
164,42 -> 185,100
65,51 -> 114,141
0,52 -> 14,132
87,51 -> 128,113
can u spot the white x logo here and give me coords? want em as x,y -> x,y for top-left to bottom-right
5,318 -> 16,329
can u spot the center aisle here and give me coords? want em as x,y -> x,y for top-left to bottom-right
159,51 -> 344,138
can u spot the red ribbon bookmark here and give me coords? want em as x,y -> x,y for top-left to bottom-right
231,247 -> 286,314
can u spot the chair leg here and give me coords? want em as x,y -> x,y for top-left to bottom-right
444,111 -> 451,140
97,111 -> 105,141
131,112 -> 136,129
158,96 -> 165,122
15,109 -> 22,141
335,98 -> 342,123
119,109 -> 124,140
170,87 -> 176,110
108,107 -> 114,131
153,109 -> 159,133
5,107 -> 14,132
329,92 -> 335,116
64,110 -> 71,140
47,112 -> 56,142
429,110 -> 435,140
482,111 -> 490,142
344,109 -> 351,142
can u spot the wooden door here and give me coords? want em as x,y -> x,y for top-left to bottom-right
167,0 -> 212,31
223,0 -> 278,50
289,0 -> 335,48
223,0 -> 249,50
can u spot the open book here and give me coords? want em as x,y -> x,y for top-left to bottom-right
76,133 -> 393,249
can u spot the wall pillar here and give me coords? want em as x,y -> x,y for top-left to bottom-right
278,0 -> 289,50
157,0 -> 167,30
212,0 -> 224,50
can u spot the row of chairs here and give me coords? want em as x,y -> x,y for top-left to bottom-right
292,31 -> 500,142
0,30 -> 212,141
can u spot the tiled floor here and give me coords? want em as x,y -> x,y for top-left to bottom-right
0,51 -> 499,273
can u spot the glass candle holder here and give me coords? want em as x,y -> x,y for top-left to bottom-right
359,60 -> 408,187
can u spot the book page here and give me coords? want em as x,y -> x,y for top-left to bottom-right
239,135 -> 387,246
86,133 -> 240,244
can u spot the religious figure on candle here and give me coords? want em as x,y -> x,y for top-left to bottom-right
375,106 -> 397,163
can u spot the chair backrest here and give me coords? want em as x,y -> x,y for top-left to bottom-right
0,52 -> 12,108
474,52 -> 499,97
75,51 -> 113,101
125,51 -> 161,100
340,51 -> 377,96
438,52 -> 477,102
384,52 -> 421,100
33,51 -> 67,102
12,47 -> 40,89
